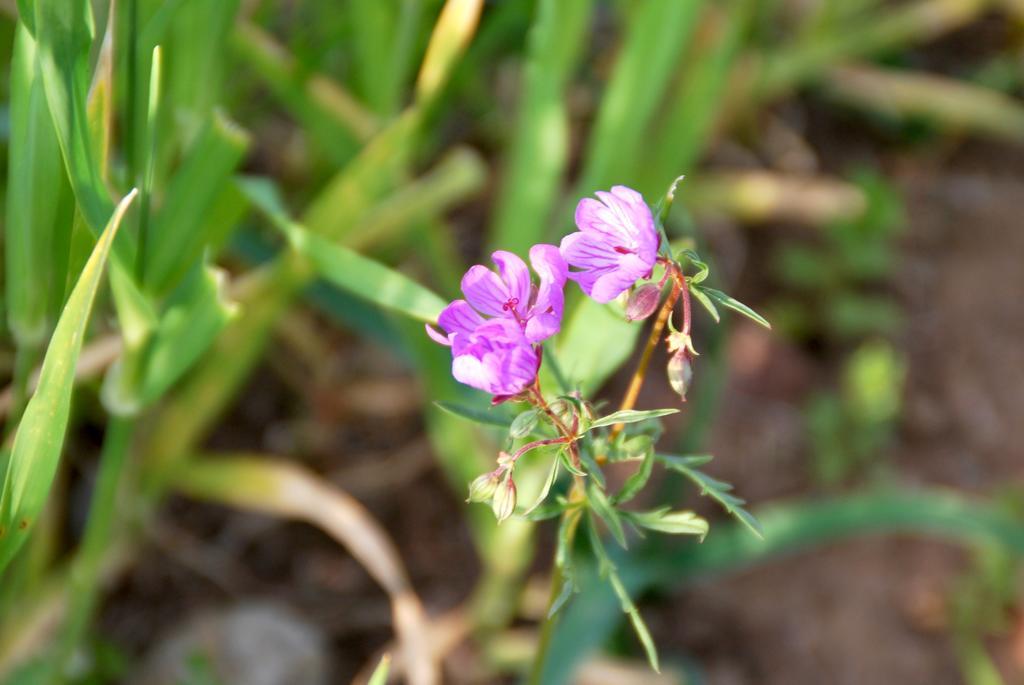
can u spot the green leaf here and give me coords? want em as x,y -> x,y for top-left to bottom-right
586,512 -> 659,672
689,284 -> 720,323
509,408 -> 541,439
587,408 -> 679,431
548,574 -> 577,619
144,110 -> 250,294
625,507 -> 709,538
680,248 -> 709,284
576,0 -> 704,193
588,484 -> 627,549
697,286 -> 771,329
659,454 -> 764,538
434,402 -> 513,428
367,655 -> 391,685
242,178 -> 448,324
523,456 -> 561,516
613,448 -> 654,505
556,296 -> 640,394
0,190 -> 137,573
5,21 -> 75,346
489,0 -> 593,254
141,264 -> 238,403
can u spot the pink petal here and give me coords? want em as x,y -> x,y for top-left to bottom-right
559,232 -> 619,271
438,299 -> 485,337
492,251 -> 530,308
461,265 -> 509,317
574,197 -> 632,243
425,324 -> 451,346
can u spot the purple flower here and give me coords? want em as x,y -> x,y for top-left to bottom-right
427,245 -> 567,396
560,185 -> 660,303
450,319 -> 540,397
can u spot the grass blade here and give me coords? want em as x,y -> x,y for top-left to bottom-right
144,110 -> 250,294
576,0 -> 705,194
241,179 -> 448,324
5,21 -> 75,347
489,0 -> 592,255
0,190 -> 137,573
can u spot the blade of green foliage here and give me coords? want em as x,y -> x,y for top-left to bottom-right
543,488 -> 1024,683
613,449 -> 654,505
0,190 -> 137,573
33,0 -> 110,231
242,179 -> 447,324
697,286 -> 771,328
232,21 -> 375,160
588,484 -> 627,549
144,110 -> 250,294
489,0 -> 592,255
555,296 -> 640,394
576,0 -> 705,194
348,0 -> 398,114
140,264 -> 238,405
659,454 -> 763,538
5,22 -> 74,346
625,508 -> 709,538
164,0 -> 240,119
585,513 -> 658,672
434,402 -> 513,429
367,655 -> 391,685
588,408 -> 679,431
640,0 -> 756,194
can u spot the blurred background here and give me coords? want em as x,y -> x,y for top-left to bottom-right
1,0 -> 1024,683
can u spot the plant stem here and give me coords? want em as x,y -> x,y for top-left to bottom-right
610,268 -> 683,440
528,505 -> 582,685
52,416 -> 134,679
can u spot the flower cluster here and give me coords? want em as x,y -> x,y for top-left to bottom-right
427,185 -> 662,398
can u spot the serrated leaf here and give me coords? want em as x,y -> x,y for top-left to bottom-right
697,286 -> 771,329
613,447 -> 654,505
587,408 -> 679,431
689,284 -> 719,323
680,248 -> 709,284
626,507 -> 708,538
434,401 -> 512,428
0,190 -> 137,573
588,484 -> 627,549
659,454 -> 764,538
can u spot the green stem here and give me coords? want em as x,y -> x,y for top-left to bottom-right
528,567 -> 566,685
53,416 -> 134,680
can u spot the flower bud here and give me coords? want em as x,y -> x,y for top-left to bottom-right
491,474 -> 517,523
667,350 -> 693,402
467,472 -> 500,503
625,283 -> 661,321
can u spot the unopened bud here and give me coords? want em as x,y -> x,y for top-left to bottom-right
625,283 -> 661,321
491,474 -> 517,523
467,472 -> 500,503
667,350 -> 693,402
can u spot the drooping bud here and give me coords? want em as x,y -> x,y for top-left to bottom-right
467,472 -> 500,503
667,350 -> 693,402
491,474 -> 517,523
625,283 -> 661,321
